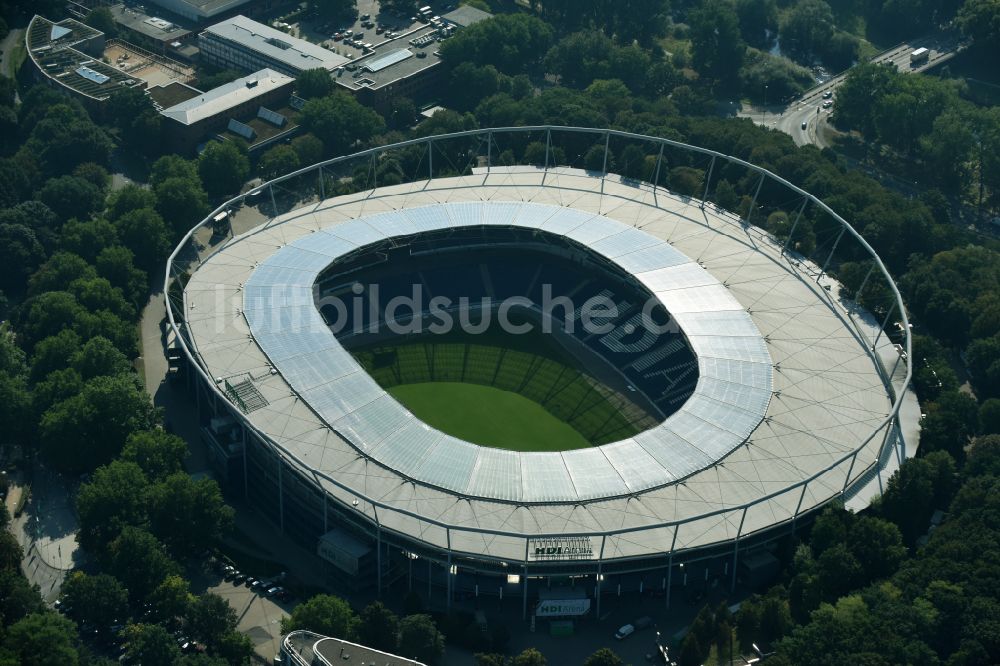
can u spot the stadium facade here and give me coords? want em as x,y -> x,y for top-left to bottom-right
168,127 -> 915,618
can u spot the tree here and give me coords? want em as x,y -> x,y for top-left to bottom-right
398,614 -> 445,665
958,0 -> 1000,56
84,7 -> 117,37
147,574 -> 193,628
281,594 -> 357,639
583,647 -> 624,666
379,0 -> 415,14
147,473 -> 233,556
24,104 -> 114,177
125,624 -> 181,666
60,218 -> 118,263
0,224 -> 46,298
357,602 -> 400,653
439,14 -> 554,74
0,570 -> 45,627
187,593 -> 238,647
76,460 -> 150,553
96,245 -> 148,309
258,144 -> 301,180
114,207 -> 172,271
981,399 -> 1000,434
678,632 -> 702,666
40,374 -> 158,473
106,184 -> 157,222
37,175 -> 104,221
296,68 -> 334,99
121,430 -> 188,481
71,336 -> 132,380
509,648 -> 546,666
736,0 -> 778,48
301,93 -> 385,156
876,451 -> 956,545
689,0 -> 745,87
311,0 -> 357,21
62,572 -> 129,629
781,0 -> 835,61
292,134 -> 324,166
105,527 -> 180,603
152,159 -> 209,234
2,612 -> 80,666
198,141 -> 250,199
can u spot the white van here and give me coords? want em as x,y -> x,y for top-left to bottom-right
614,624 -> 635,640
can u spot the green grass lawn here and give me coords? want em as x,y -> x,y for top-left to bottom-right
388,382 -> 592,452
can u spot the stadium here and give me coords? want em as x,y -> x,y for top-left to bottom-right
167,127 -> 916,618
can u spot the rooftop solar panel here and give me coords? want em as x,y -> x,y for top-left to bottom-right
227,118 -> 255,140
257,106 -> 287,127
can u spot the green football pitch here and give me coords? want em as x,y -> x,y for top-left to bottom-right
387,382 -> 592,452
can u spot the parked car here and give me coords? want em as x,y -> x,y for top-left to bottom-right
232,573 -> 246,585
615,624 -> 635,640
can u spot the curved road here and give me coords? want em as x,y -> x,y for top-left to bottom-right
742,31 -> 964,147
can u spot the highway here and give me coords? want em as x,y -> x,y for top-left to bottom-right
741,31 -> 965,147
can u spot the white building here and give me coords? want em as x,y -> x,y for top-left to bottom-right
199,15 -> 348,76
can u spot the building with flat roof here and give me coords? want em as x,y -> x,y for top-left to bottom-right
282,631 -> 425,666
199,15 -> 348,76
144,0 -> 254,23
26,15 -> 146,105
108,4 -> 197,59
333,7 -> 492,112
160,68 -> 296,153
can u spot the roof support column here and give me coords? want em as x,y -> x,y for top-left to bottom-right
819,227 -> 846,280
841,450 -> 860,493
486,130 -> 493,174
318,165 -> 325,201
600,131 -> 610,195
427,137 -> 434,182
873,301 -> 896,350
522,540 -> 529,621
782,199 -> 809,256
854,261 -> 876,302
791,483 -> 808,537
700,155 -> 716,210
731,507 -> 747,592
744,173 -> 765,228
544,128 -> 552,170
269,183 -> 277,218
596,535 -> 606,618
666,525 -> 678,610
652,142 -> 665,208
241,425 -> 248,500
375,506 -> 382,598
277,456 -> 284,534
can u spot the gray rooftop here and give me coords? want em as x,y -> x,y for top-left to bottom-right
334,25 -> 442,92
201,15 -> 348,72
147,0 -> 252,18
160,68 -> 293,125
109,4 -> 192,42
441,5 -> 492,27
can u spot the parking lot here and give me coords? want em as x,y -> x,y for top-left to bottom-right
277,0 -> 456,60
195,563 -> 293,660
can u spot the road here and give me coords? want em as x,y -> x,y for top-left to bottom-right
0,27 -> 24,79
741,31 -> 965,147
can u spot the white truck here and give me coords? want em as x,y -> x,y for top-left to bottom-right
910,47 -> 929,66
